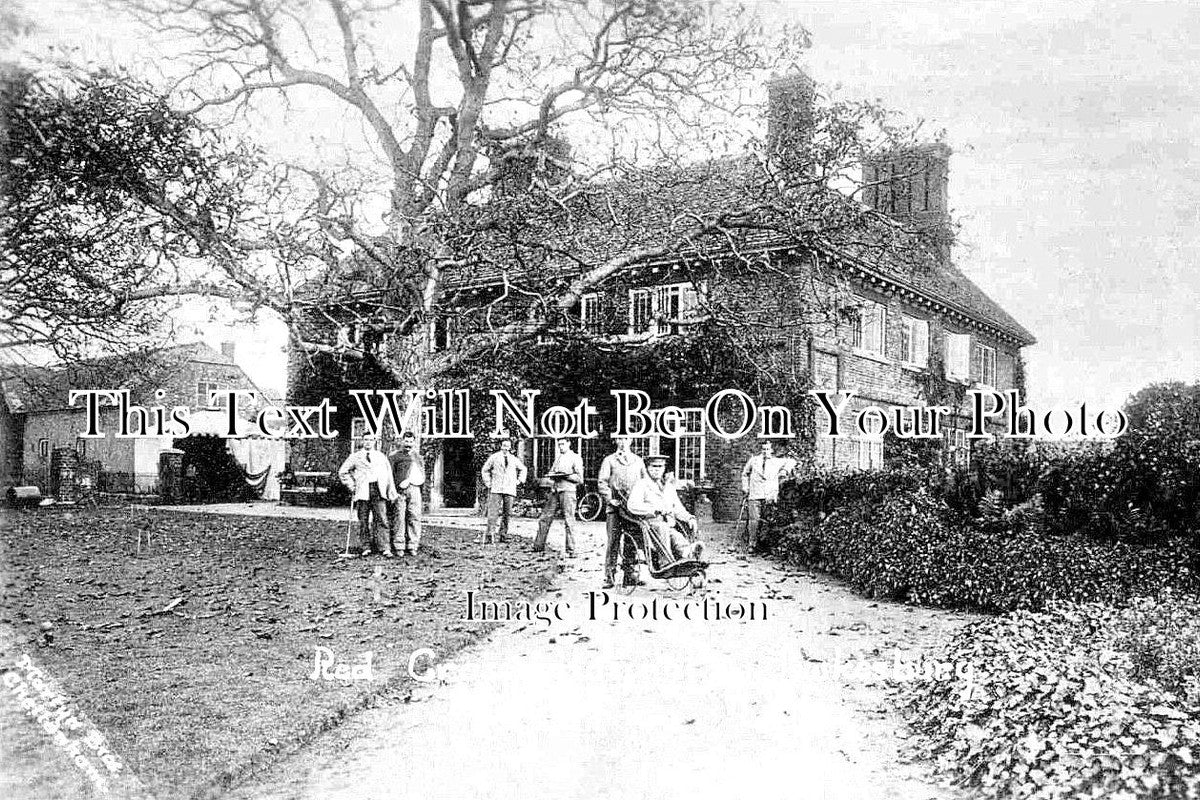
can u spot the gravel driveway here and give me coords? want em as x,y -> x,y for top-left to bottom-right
226,510 -> 971,800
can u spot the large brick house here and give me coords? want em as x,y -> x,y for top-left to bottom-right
286,72 -> 1035,519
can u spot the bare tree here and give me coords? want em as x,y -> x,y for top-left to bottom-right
5,0 -> 935,385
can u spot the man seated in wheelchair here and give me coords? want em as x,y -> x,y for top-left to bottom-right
625,455 -> 706,563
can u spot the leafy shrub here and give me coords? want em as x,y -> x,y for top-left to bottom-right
1114,593 -> 1200,703
905,600 -> 1200,800
763,480 -> 1199,613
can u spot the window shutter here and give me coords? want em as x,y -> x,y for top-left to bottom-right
871,304 -> 886,353
947,333 -> 970,380
682,284 -> 702,323
914,319 -> 930,366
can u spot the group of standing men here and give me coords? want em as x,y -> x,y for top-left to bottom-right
337,432 -> 425,557
478,434 -> 795,588
339,428 -> 797,568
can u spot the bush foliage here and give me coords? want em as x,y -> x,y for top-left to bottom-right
760,380 -> 1200,611
762,472 -> 1199,613
905,599 -> 1200,799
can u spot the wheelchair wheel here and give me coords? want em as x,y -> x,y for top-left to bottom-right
576,491 -> 603,522
665,575 -> 691,592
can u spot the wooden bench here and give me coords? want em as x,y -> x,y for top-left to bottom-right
279,470 -> 338,506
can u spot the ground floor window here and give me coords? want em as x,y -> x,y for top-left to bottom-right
949,427 -> 970,468
856,438 -> 884,471
625,408 -> 705,481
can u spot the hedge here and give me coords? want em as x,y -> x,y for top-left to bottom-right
762,479 -> 1199,613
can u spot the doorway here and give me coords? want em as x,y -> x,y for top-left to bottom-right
175,436 -> 248,503
440,439 -> 477,508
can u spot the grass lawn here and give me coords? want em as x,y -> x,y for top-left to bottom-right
0,507 -> 558,799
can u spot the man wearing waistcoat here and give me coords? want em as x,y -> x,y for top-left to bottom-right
481,437 -> 527,544
389,431 -> 425,555
741,440 -> 797,551
597,435 -> 647,588
337,434 -> 398,557
533,438 -> 584,557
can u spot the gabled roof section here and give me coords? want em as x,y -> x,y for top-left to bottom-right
0,343 -> 242,414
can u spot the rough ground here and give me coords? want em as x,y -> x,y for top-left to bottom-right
223,510 -> 973,800
0,506 -> 556,799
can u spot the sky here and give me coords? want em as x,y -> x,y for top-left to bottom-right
778,0 -> 1200,409
14,0 -> 1199,409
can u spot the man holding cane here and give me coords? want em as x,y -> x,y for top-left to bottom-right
337,433 -> 397,557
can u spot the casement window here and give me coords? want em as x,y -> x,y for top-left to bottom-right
996,352 -> 1015,391
850,297 -> 886,355
673,409 -> 706,481
629,288 -> 654,334
950,428 -> 971,468
628,282 -> 705,335
623,409 -> 706,481
580,293 -> 605,335
197,380 -> 227,409
973,343 -> 997,387
429,317 -> 453,352
855,405 -> 885,471
945,332 -> 971,381
899,316 -> 930,367
38,438 -> 49,459
856,438 -> 884,471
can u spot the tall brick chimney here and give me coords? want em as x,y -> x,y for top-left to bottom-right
766,70 -> 816,175
220,341 -> 236,361
863,143 -> 953,262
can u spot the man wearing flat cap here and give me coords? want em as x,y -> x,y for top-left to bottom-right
626,454 -> 704,565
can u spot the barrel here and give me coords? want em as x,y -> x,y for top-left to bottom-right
6,485 -> 42,508
50,447 -> 80,502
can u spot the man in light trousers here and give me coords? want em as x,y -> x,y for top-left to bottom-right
597,435 -> 647,588
337,434 -> 398,557
481,437 -> 527,544
741,439 -> 797,551
533,438 -> 584,557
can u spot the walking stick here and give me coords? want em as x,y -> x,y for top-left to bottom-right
339,501 -> 357,559
735,494 -> 749,548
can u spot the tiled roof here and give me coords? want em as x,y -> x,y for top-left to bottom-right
439,155 -> 1035,345
0,343 -> 238,414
